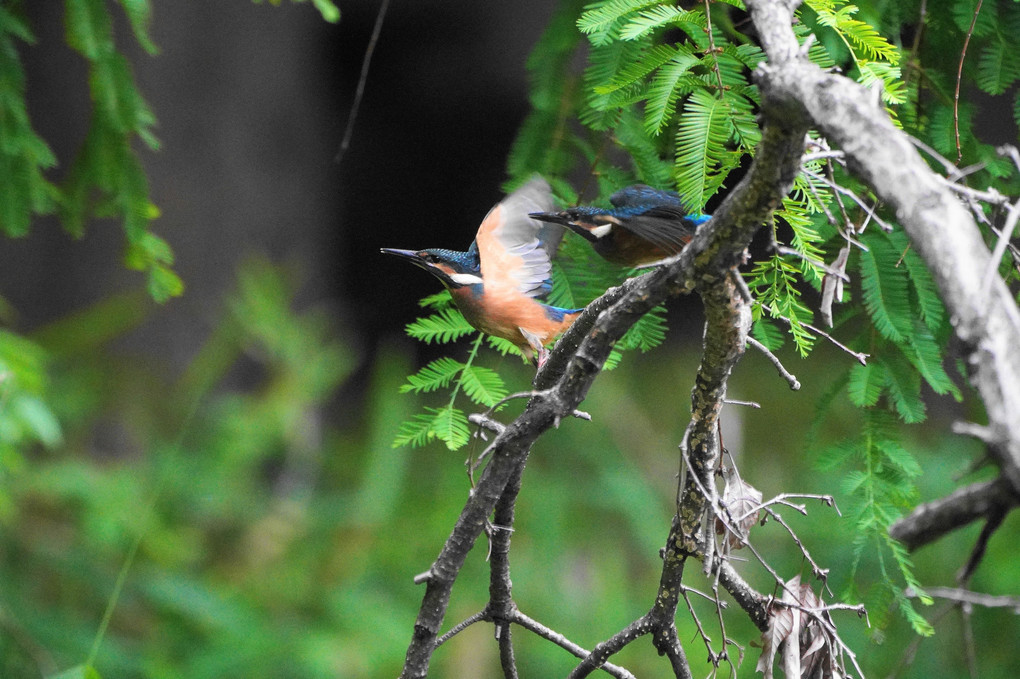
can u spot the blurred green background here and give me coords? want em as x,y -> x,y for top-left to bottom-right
3,256 -> 1017,677
2,1 -> 1019,678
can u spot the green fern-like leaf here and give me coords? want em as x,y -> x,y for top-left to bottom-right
726,91 -> 761,151
879,353 -> 925,423
950,0 -> 996,38
392,405 -> 470,451
405,308 -> 475,344
674,88 -> 736,211
486,335 -> 529,360
459,364 -> 508,407
857,61 -> 907,107
418,291 -> 454,309
902,322 -> 960,400
807,0 -> 901,66
392,409 -> 440,449
858,232 -> 913,343
746,255 -> 817,356
874,437 -> 922,480
577,0 -> 661,46
614,108 -> 672,187
0,14 -> 60,236
643,47 -> 700,134
400,357 -> 464,394
750,318 -> 785,352
508,0 -> 586,185
976,36 -> 1020,95
617,4 -> 703,41
594,43 -> 679,94
618,304 -> 667,351
430,405 -> 471,450
779,195 -> 827,285
581,38 -> 653,130
846,361 -> 885,408
897,243 -> 945,333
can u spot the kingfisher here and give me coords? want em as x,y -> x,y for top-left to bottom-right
381,177 -> 583,364
529,184 -> 710,267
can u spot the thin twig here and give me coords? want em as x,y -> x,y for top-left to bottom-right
775,245 -> 851,283
802,169 -> 893,232
980,198 -> 1020,298
954,0 -> 984,164
762,508 -> 832,591
732,493 -> 841,523
335,0 -> 391,164
961,602 -> 978,679
957,508 -> 1006,583
436,610 -> 488,646
801,150 -> 846,164
908,135 -> 961,177
774,315 -> 869,365
940,179 -> 1009,206
905,587 -> 1020,612
746,336 -> 801,390
679,587 -> 720,669
511,611 -> 637,679
724,398 -> 761,408
703,0 -> 726,91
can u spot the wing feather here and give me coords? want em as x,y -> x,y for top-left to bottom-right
476,177 -> 561,298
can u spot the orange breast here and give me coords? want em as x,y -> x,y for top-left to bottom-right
450,286 -> 578,351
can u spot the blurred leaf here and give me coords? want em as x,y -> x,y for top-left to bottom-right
48,666 -> 102,679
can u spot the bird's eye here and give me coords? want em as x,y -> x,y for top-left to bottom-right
422,252 -> 438,263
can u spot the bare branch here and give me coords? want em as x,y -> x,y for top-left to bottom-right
772,314 -> 869,364
802,168 -> 893,232
435,611 -> 487,646
888,476 -> 1019,551
746,336 -> 801,390
906,587 -> 1020,612
748,0 -> 1020,494
511,611 -> 637,679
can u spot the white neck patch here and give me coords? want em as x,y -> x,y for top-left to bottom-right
589,224 -> 613,239
449,273 -> 484,286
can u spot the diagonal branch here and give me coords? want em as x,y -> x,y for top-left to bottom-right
746,0 -> 1020,496
888,476 -> 1020,552
399,107 -> 809,679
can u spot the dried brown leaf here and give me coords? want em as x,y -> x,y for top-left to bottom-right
716,467 -> 763,550
820,246 -> 850,327
757,575 -> 846,679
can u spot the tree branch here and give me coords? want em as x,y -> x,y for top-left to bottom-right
747,0 -> 1020,495
888,476 -> 1020,551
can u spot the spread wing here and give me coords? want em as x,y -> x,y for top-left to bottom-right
475,176 -> 561,298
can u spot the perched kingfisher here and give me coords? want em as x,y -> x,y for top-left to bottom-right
529,184 -> 710,267
381,177 -> 583,364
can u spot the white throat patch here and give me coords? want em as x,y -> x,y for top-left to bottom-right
449,273 -> 484,286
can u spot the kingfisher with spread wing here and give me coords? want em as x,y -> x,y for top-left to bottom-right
381,177 -> 582,365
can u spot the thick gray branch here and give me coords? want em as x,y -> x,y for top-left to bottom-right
747,0 -> 1020,493
889,477 -> 1020,551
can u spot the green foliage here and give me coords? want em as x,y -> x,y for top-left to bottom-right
5,2 -> 1016,677
49,665 -> 103,679
497,0 -> 997,646
0,6 -> 60,237
746,254 -> 817,356
818,410 -> 934,636
2,0 -> 335,302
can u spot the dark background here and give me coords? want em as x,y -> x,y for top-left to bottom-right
4,1 -> 556,373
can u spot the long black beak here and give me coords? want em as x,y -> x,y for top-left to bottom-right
528,211 -> 571,226
529,212 -> 600,244
380,247 -> 420,259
